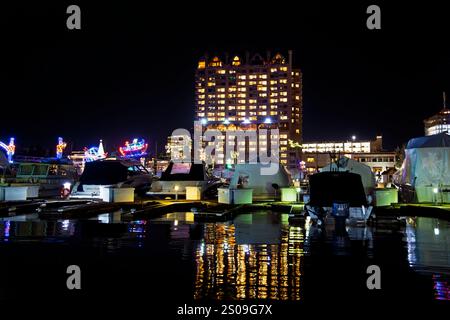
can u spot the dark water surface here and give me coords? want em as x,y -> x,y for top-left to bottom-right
0,211 -> 449,313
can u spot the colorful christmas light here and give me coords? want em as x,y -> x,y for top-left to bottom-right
56,137 -> 67,159
0,137 -> 15,163
84,139 -> 107,162
119,138 -> 148,158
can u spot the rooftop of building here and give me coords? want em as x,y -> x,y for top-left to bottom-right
197,51 -> 296,69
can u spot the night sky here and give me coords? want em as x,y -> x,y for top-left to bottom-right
1,2 -> 450,155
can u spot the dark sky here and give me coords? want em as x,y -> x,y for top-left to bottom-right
1,1 -> 450,155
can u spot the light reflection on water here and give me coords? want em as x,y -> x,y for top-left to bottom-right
0,212 -> 449,301
193,222 -> 303,301
405,217 -> 450,300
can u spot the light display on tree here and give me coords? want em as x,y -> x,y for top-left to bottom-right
56,137 -> 67,159
119,138 -> 148,158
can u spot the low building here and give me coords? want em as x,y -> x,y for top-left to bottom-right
302,136 -> 397,183
166,134 -> 192,161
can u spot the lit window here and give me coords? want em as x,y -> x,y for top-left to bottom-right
198,60 -> 206,69
209,56 -> 222,67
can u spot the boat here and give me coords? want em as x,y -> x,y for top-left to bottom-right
147,161 -> 210,198
305,171 -> 373,224
6,158 -> 78,198
70,159 -> 153,198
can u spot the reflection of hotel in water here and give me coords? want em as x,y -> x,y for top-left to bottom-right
194,222 -> 304,301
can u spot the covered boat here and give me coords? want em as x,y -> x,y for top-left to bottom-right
320,156 -> 376,196
148,162 -> 209,195
394,132 -> 450,203
306,171 -> 373,223
229,163 -> 292,199
71,159 -> 152,198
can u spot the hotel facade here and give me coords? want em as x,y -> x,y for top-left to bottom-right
194,51 -> 302,168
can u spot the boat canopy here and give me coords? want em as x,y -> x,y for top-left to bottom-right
406,132 -> 450,149
309,171 -> 367,207
160,162 -> 208,181
80,160 -> 146,185
320,156 -> 376,195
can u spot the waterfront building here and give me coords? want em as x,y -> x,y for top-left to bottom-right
165,134 -> 192,161
302,135 -> 397,178
424,94 -> 450,135
194,51 -> 302,168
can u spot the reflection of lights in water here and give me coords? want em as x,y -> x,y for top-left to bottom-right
433,274 -> 450,301
4,221 -> 10,238
405,220 -> 417,267
194,223 -> 304,301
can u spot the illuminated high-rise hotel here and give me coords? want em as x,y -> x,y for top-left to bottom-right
424,92 -> 450,136
195,51 -> 302,168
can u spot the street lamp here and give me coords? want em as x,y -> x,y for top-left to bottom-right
174,185 -> 179,200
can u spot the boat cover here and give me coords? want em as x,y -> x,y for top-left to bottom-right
309,171 -> 367,207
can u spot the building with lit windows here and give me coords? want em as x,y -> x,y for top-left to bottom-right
302,136 -> 397,179
195,51 -> 302,168
165,134 -> 192,161
424,108 -> 450,136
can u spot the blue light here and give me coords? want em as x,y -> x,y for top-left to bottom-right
223,118 -> 230,124
242,118 -> 251,124
201,118 -> 207,125
264,117 -> 272,124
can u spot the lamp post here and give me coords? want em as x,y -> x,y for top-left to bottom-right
174,185 -> 179,200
